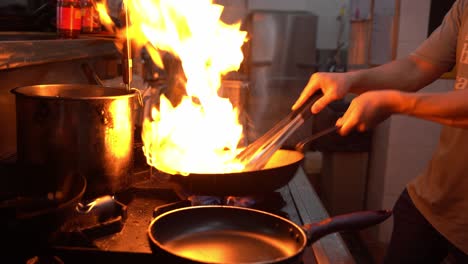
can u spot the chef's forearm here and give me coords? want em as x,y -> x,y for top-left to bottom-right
397,90 -> 468,128
348,55 -> 448,95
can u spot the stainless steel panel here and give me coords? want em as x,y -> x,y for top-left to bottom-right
245,11 -> 318,146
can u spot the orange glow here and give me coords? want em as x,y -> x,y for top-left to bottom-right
106,99 -> 132,160
95,0 -> 115,33
99,0 -> 248,175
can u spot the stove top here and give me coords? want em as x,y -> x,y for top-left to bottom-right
12,167 -> 300,264
3,149 -> 353,264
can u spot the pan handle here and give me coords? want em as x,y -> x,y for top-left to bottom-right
302,209 -> 392,246
295,125 -> 338,152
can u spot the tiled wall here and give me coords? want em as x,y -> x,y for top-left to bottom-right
366,0 -> 455,244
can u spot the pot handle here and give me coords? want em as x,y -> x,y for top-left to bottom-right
303,209 -> 392,246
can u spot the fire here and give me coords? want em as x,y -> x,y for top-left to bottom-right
98,0 -> 248,175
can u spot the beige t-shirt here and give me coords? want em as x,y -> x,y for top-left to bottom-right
408,0 -> 468,254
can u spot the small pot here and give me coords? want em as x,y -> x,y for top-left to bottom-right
11,84 -> 137,200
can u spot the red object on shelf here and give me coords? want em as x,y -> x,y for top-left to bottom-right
81,0 -> 101,33
56,0 -> 82,38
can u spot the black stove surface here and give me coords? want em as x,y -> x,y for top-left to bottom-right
1,148 -> 307,264
29,170 -> 293,264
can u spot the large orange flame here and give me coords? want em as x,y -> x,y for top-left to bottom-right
98,0 -> 248,175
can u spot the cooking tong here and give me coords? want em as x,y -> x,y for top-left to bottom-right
236,91 -> 337,171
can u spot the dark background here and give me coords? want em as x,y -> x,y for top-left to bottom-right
428,0 -> 457,36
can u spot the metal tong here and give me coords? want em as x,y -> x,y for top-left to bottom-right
235,91 -> 327,171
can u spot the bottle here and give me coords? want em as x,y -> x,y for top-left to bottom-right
81,0 -> 94,33
57,0 -> 82,38
81,0 -> 102,33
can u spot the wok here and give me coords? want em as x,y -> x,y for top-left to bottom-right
148,205 -> 392,264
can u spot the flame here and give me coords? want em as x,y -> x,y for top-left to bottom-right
98,0 -> 248,175
95,0 -> 115,33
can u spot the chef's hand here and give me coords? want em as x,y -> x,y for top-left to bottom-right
292,72 -> 354,114
336,90 -> 402,135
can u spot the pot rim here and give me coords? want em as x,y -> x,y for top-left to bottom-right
11,84 -> 137,101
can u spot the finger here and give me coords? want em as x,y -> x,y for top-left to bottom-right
339,107 -> 360,136
292,75 -> 321,110
335,117 -> 344,127
311,94 -> 334,114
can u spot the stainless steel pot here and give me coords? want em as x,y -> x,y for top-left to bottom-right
11,84 -> 137,200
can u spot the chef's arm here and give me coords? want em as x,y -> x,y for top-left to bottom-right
393,89 -> 468,128
348,54 -> 450,94
293,55 -> 451,114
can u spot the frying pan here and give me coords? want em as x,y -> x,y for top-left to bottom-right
168,148 -> 307,196
160,92 -> 335,197
148,205 -> 392,264
165,126 -> 337,197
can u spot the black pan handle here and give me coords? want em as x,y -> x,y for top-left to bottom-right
302,209 -> 392,246
152,200 -> 191,218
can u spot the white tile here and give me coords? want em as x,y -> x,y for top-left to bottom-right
397,0 -> 431,56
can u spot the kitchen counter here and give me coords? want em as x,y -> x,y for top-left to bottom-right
0,32 -> 119,70
285,167 -> 356,264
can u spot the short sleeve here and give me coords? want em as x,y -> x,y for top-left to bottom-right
411,0 -> 464,70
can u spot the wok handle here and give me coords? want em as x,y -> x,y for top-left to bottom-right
303,209 -> 392,246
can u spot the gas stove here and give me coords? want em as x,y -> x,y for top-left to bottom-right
43,168 -> 300,263
2,151 -> 354,264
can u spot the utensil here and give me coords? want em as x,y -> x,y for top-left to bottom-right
148,205 -> 392,264
81,63 -> 104,86
235,91 -> 323,171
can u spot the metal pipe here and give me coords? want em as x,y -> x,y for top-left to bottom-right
122,0 -> 132,92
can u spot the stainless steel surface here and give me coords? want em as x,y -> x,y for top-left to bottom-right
288,168 -> 356,264
0,35 -> 118,70
245,11 -> 318,146
12,84 -> 137,200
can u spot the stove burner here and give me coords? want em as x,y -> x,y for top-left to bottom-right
152,192 -> 289,219
188,195 -> 222,205
52,195 -> 128,244
225,195 -> 257,207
